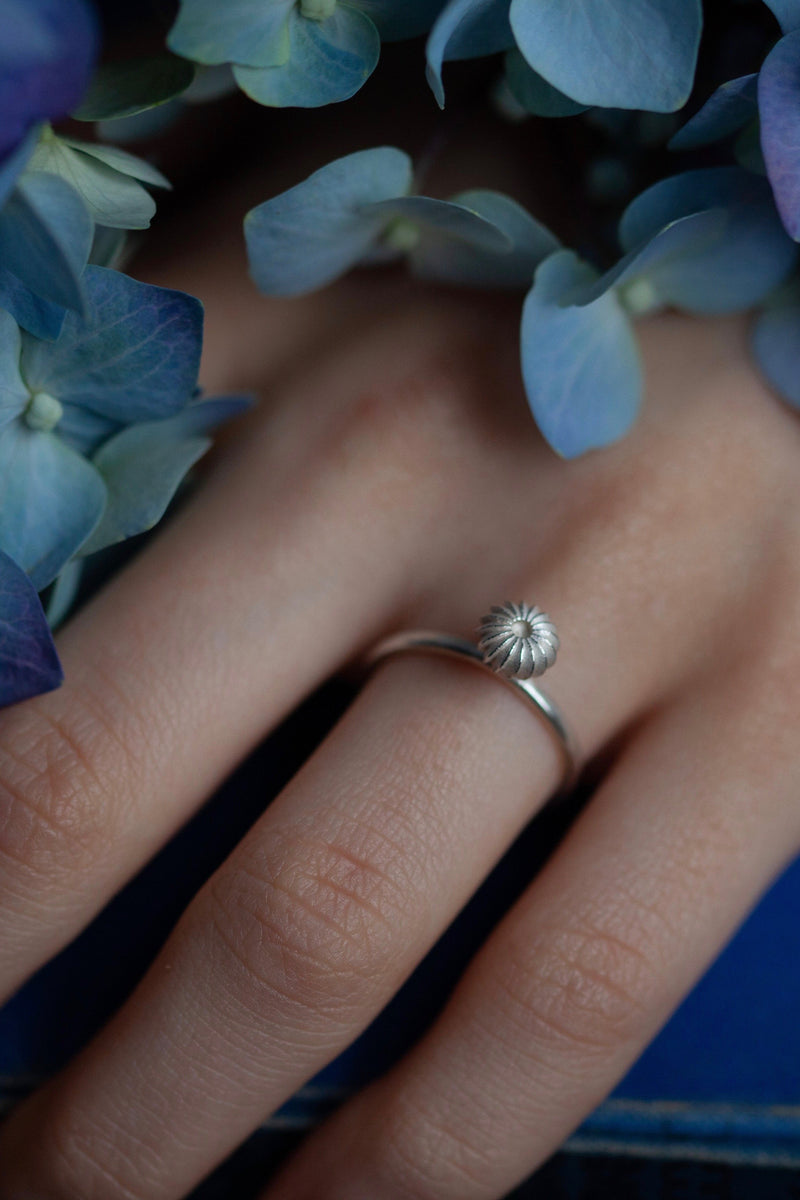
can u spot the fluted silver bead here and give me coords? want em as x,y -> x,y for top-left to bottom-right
477,601 -> 559,681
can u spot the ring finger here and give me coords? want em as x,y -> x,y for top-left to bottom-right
0,396 -> 749,1200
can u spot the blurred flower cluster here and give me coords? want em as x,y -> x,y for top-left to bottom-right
2,0 -> 800,703
0,0 -> 248,705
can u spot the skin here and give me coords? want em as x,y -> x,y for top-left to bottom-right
0,141 -> 798,1200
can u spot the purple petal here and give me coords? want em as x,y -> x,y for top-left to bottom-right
0,547 -> 63,707
0,0 -> 99,161
759,29 -> 800,240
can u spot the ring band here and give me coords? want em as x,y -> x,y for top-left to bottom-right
364,603 -> 581,795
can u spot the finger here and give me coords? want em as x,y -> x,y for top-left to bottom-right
258,662 -> 800,1200
0,394 -> 761,1200
0,318 -> 779,1193
0,296 -> 505,1001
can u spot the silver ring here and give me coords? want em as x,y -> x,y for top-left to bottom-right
364,602 -> 580,795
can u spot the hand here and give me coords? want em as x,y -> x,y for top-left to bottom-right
0,176 -> 798,1200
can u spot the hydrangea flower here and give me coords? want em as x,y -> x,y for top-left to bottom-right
246,150 -> 797,460
0,122 -> 170,342
0,0 -> 98,162
0,265 -> 247,593
670,0 -> 800,241
167,0 -> 445,107
521,168 -> 797,456
426,0 -> 703,111
244,146 -> 558,294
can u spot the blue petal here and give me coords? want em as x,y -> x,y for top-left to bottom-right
21,265 -> 204,424
0,0 -> 98,159
357,0 -> 446,41
408,189 -> 559,287
168,0 -> 294,68
619,166 -> 767,249
503,49 -> 588,117
752,303 -> 800,407
233,5 -> 381,107
520,250 -> 642,458
509,0 -> 702,112
0,124 -> 39,208
28,137 -> 158,231
365,194 -> 512,251
44,557 -> 83,630
0,309 -> 29,431
245,147 -> 413,295
0,269 -> 65,340
164,392 -> 253,435
0,172 -> 91,312
426,0 -> 513,107
81,395 -> 251,555
615,168 -> 798,311
0,421 -> 106,589
763,1 -> 800,34
669,74 -> 759,151
56,403 -> 121,456
759,29 -> 800,240
568,209 -> 725,304
0,547 -> 63,707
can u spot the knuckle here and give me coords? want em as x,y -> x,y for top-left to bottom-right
205,825 -> 418,1019
492,919 -> 657,1059
0,695 -> 131,884
327,308 -> 512,491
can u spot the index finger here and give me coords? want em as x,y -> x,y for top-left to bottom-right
0,294 -> 505,1001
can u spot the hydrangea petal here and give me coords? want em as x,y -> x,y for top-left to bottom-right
503,49 -> 588,117
81,395 -> 251,555
358,0 -> 445,41
245,147 -> 413,295
752,303 -> 800,407
759,29 -> 800,240
168,0 -> 294,68
0,547 -> 63,707
0,310 -> 30,432
233,5 -> 381,108
408,189 -> 559,287
763,1 -> 800,34
0,269 -> 65,340
21,266 -> 204,423
619,166 -> 764,250
0,172 -> 91,312
509,0 -> 702,112
426,0 -> 514,107
669,74 -> 758,151
56,403 -> 121,456
28,137 -> 157,230
365,194 -> 512,251
586,206 -> 793,319
0,125 -> 39,208
0,0 -> 98,159
569,208 -> 724,302
0,422 -> 106,589
58,140 -> 171,190
520,250 -> 642,458
72,53 -> 197,121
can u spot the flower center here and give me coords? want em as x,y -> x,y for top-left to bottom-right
24,391 -> 63,433
300,0 -> 337,19
382,217 -> 421,254
619,277 -> 661,317
510,619 -> 532,638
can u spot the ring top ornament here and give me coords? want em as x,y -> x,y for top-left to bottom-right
477,602 -> 559,681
